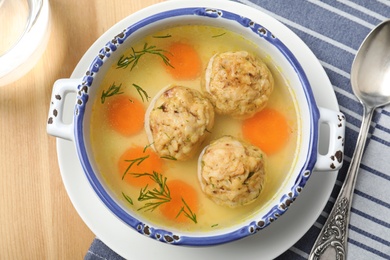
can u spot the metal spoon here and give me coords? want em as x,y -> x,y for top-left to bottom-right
309,19 -> 390,260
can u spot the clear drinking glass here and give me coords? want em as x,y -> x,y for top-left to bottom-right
0,0 -> 51,86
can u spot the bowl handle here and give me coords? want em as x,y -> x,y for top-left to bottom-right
46,79 -> 80,141
314,107 -> 346,171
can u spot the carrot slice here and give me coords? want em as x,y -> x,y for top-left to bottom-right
160,180 -> 198,223
118,146 -> 164,187
242,108 -> 290,155
106,95 -> 145,136
165,42 -> 201,80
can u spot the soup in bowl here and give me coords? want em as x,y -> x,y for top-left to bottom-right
47,1 -> 345,246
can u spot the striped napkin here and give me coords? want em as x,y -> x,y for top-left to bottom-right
86,1 -> 390,259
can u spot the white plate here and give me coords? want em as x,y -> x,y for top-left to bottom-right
56,1 -> 339,259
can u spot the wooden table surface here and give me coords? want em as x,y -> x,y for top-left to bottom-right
0,0 -> 163,259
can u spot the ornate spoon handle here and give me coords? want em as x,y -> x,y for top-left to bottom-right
309,105 -> 374,260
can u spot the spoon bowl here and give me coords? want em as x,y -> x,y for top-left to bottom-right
351,20 -> 390,108
310,19 -> 390,260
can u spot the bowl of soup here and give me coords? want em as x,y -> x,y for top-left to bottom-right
47,0 -> 345,246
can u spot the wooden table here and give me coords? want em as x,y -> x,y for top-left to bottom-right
0,0 -> 163,258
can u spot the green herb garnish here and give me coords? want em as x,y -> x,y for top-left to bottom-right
160,155 -> 177,161
132,84 -> 150,102
117,43 -> 173,71
101,82 -> 124,104
212,32 -> 226,38
122,192 -> 134,205
211,224 -> 219,228
153,34 -> 172,38
136,171 -> 171,212
121,155 -> 150,180
176,198 -> 197,224
143,143 -> 154,153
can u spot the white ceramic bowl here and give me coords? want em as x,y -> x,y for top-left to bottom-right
47,0 -> 345,246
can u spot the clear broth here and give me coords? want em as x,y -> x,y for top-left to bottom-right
90,25 -> 299,232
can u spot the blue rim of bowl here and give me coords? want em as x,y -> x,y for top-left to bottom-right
73,7 -> 320,246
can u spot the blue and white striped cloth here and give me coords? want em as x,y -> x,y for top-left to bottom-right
86,0 -> 390,259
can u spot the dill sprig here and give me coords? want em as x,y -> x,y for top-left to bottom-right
143,143 -> 154,153
160,155 -> 177,161
101,82 -> 124,104
121,155 -> 150,180
153,34 -> 172,38
135,171 -> 171,212
132,84 -> 150,102
176,198 -> 197,223
117,43 -> 173,71
122,192 -> 134,205
212,32 -> 226,38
